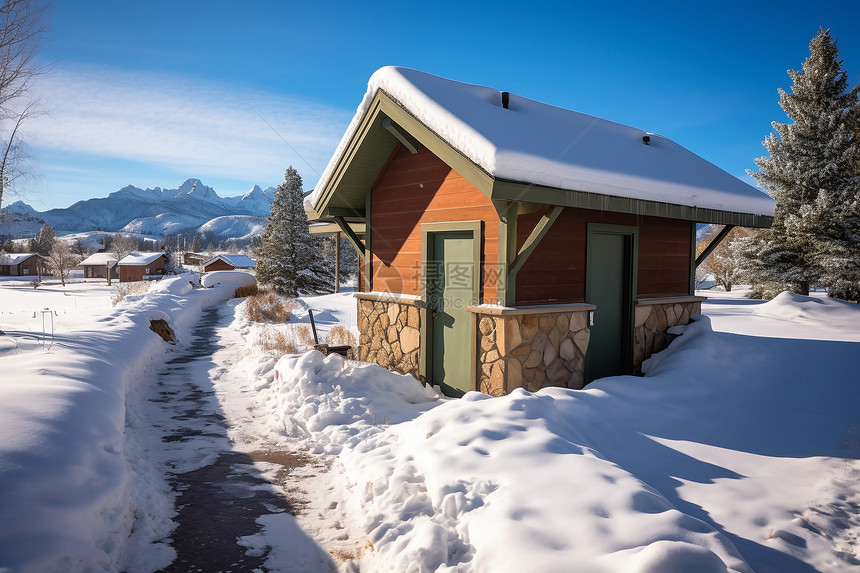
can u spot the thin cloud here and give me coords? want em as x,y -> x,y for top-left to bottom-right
26,64 -> 352,188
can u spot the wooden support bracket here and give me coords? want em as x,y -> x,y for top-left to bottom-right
381,117 -> 419,154
695,224 -> 735,267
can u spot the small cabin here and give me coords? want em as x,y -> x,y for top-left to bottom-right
307,67 -> 775,397
117,252 -> 168,283
0,253 -> 47,277
78,252 -> 119,280
202,254 -> 255,273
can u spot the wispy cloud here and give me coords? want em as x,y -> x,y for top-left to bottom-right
26,64 -> 352,191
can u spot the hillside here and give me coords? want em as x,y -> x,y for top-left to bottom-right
1,179 -> 275,244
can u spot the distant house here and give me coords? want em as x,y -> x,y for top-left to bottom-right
117,252 -> 168,282
307,67 -> 776,397
78,252 -> 119,280
0,253 -> 47,277
202,254 -> 256,273
183,252 -> 207,266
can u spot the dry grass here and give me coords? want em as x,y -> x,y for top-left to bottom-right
294,325 -> 315,347
111,282 -> 151,306
233,284 -> 258,298
243,292 -> 300,323
259,330 -> 299,355
327,325 -> 357,347
257,325 -> 316,356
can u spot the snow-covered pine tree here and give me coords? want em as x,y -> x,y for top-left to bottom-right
255,166 -> 334,296
746,28 -> 860,299
32,223 -> 55,255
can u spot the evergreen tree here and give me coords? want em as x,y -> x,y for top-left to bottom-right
32,223 -> 55,255
746,28 -> 860,298
256,166 -> 334,296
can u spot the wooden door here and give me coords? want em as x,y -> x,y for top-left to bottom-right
427,230 -> 474,396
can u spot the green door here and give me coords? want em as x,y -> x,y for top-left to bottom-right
586,226 -> 636,383
428,231 -> 474,397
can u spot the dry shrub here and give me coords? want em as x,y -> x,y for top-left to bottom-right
243,292 -> 299,323
327,325 -> 357,347
234,284 -> 258,298
257,325 -> 319,356
259,329 -> 298,355
111,281 -> 151,306
294,325 -> 315,347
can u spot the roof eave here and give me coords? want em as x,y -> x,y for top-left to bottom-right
491,179 -> 774,228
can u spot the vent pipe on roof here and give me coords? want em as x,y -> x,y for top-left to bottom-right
501,91 -> 510,109
642,135 -> 651,145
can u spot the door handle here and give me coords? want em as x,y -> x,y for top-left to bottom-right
432,308 -> 440,319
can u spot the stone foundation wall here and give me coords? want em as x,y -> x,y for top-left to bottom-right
633,300 -> 703,372
356,296 -> 421,379
472,307 -> 593,397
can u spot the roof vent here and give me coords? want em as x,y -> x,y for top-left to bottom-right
501,91 -> 510,109
642,135 -> 651,145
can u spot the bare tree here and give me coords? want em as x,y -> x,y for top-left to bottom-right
0,0 -> 49,208
109,234 -> 139,262
46,240 -> 81,287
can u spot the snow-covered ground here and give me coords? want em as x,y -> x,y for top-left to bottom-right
0,282 -> 858,572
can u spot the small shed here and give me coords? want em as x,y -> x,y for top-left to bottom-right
0,253 -> 47,277
78,252 -> 119,280
202,254 -> 256,273
307,67 -> 776,397
117,252 -> 168,283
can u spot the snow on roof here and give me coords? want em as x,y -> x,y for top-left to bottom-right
310,66 -> 775,217
0,253 -> 39,264
203,254 -> 256,268
117,252 -> 166,266
79,253 -> 118,266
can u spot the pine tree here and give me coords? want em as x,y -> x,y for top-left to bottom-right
32,223 -> 55,255
256,166 -> 334,296
746,28 -> 860,299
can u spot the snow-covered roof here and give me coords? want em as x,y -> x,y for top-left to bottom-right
117,252 -> 167,266
0,253 -> 40,265
310,67 -> 775,226
203,254 -> 256,268
79,253 -> 118,266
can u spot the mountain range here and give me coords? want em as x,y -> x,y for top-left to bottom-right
0,179 -> 275,244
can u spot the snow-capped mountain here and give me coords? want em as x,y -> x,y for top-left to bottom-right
197,215 -> 268,243
33,178 -> 274,236
1,200 -> 36,215
1,179 -> 275,244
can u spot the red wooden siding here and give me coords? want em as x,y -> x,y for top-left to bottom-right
119,257 -> 167,282
370,145 -> 499,302
515,208 -> 691,305
204,259 -> 234,272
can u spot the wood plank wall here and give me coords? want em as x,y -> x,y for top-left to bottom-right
515,208 -> 691,305
369,145 -> 499,302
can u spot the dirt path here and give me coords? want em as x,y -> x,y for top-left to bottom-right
142,305 -> 337,572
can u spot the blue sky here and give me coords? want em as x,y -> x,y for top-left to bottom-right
16,0 -> 860,210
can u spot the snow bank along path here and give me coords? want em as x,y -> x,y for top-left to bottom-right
0,277 -> 236,572
231,292 -> 859,573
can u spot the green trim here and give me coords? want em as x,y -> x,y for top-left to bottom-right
495,201 -> 518,306
419,220 -> 483,384
319,207 -> 366,218
381,117 -> 419,154
492,180 -> 773,228
312,90 -> 495,218
364,182 -> 373,292
585,223 -> 639,381
695,224 -> 735,267
333,216 -> 365,258
509,205 -> 563,277
689,221 -> 697,295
